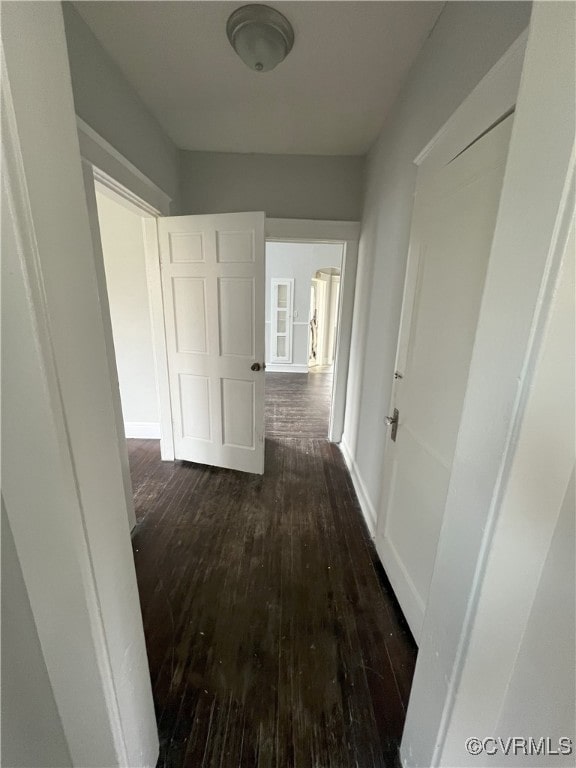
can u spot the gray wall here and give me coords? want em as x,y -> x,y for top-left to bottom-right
1,503 -> 72,768
62,4 -> 364,221
62,3 -> 180,209
342,1 -> 532,520
180,151 -> 365,221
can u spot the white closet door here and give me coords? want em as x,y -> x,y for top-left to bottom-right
375,116 -> 514,640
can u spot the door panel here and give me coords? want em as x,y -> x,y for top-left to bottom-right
221,378 -> 255,448
172,277 -> 208,353
218,277 -> 255,357
158,212 -> 265,474
179,374 -> 211,440
376,116 -> 514,641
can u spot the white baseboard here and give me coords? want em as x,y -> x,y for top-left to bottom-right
376,535 -> 424,643
124,421 -> 161,439
339,439 -> 377,536
266,364 -> 309,373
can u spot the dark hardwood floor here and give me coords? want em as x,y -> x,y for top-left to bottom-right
129,372 -> 417,768
265,371 -> 332,438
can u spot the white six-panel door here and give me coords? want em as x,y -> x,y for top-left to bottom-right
158,212 -> 265,474
375,116 -> 514,641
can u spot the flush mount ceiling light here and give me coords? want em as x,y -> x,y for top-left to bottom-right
227,4 -> 294,73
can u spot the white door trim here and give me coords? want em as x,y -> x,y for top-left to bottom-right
82,164 -> 138,531
85,170 -> 171,472
142,218 -> 175,460
93,165 -> 163,218
76,116 -> 172,216
77,126 -> 175,463
266,218 -> 360,443
90,174 -> 174,460
414,29 -> 528,171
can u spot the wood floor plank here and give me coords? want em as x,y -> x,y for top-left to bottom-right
265,371 -> 332,439
129,372 -> 416,768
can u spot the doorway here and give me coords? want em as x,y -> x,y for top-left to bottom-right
94,181 -> 161,442
308,267 -> 341,373
265,240 -> 343,440
90,166 -> 361,471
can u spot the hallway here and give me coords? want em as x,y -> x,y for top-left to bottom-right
129,373 -> 417,767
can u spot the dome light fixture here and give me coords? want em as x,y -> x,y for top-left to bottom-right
226,4 -> 294,73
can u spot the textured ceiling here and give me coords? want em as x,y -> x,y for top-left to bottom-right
75,1 -> 444,155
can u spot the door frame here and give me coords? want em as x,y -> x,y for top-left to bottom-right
81,159 -> 172,481
90,175 -> 167,447
413,30 -> 527,174
77,121 -> 178,461
266,218 -> 360,443
77,117 -> 173,216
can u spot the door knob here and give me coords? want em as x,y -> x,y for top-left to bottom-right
251,362 -> 263,371
386,408 -> 399,442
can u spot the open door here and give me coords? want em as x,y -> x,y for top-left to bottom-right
158,212 -> 265,474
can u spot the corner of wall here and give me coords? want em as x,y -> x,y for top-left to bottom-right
62,2 -> 180,207
339,439 -> 377,536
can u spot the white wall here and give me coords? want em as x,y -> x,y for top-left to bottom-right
2,3 -> 158,764
435,212 -> 575,768
434,220 -> 576,766
96,189 -> 160,438
265,242 -> 343,371
62,3 -> 180,210
342,0 -> 532,530
1,504 -> 72,768
493,472 -> 575,766
180,151 -> 365,221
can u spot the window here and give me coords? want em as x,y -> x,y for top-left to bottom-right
270,278 -> 293,363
